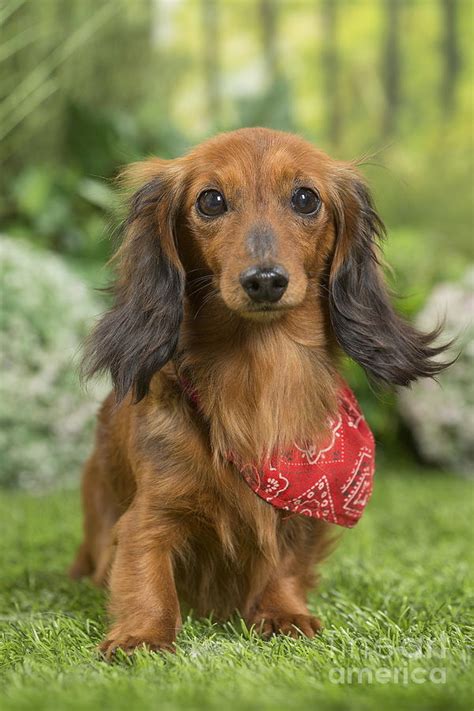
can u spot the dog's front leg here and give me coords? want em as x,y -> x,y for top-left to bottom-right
99,501 -> 182,659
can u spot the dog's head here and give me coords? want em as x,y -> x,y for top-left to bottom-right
84,128 -> 448,401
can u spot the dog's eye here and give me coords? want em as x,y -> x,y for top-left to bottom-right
291,187 -> 321,215
196,189 -> 227,217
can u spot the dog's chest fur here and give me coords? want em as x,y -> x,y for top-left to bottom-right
138,356 -> 330,618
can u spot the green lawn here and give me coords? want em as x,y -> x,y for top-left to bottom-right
0,467 -> 472,711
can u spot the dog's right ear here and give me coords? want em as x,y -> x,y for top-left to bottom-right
82,159 -> 186,403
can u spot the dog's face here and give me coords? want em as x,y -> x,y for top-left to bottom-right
180,132 -> 338,318
83,128 -> 448,401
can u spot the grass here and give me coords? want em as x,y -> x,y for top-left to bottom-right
0,466 -> 472,711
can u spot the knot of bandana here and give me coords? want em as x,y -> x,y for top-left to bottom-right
180,378 -> 375,528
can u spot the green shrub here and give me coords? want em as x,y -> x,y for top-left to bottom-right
0,237 -> 106,490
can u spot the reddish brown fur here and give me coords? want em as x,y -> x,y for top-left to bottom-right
71,128 -> 449,658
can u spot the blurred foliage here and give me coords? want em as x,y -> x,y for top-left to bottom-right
0,0 -> 472,466
0,236 -> 105,490
1,1 -> 472,266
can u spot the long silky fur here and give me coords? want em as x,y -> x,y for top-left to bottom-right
82,178 -> 185,402
329,173 -> 451,386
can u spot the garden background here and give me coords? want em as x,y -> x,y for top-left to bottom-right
1,1 -> 473,710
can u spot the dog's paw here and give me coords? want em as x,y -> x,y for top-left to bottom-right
250,612 -> 322,639
99,632 -> 176,660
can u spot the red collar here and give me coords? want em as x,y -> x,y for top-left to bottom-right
180,377 -> 375,528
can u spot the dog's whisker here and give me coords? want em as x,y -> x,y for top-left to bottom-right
193,288 -> 219,319
187,276 -> 216,298
187,276 -> 212,285
187,282 -> 214,298
187,275 -> 214,288
186,267 -> 211,275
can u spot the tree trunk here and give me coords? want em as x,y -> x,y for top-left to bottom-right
382,0 -> 401,137
259,0 -> 280,88
440,0 -> 461,116
201,0 -> 220,129
321,0 -> 341,148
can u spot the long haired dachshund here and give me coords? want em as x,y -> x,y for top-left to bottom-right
70,128 -> 448,657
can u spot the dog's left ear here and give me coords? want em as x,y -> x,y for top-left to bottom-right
82,159 -> 186,403
328,165 -> 450,386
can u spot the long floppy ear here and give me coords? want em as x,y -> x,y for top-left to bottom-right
82,159 -> 185,402
328,166 -> 450,386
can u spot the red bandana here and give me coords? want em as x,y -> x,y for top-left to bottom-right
237,385 -> 375,528
181,378 -> 375,528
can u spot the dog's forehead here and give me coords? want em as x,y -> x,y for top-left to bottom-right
185,129 -> 334,190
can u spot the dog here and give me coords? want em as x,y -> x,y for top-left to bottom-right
70,128 -> 448,658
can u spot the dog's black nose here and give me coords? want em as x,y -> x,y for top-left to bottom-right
239,266 -> 289,303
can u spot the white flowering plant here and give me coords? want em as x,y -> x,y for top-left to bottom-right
0,237 -> 106,490
398,269 -> 474,476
